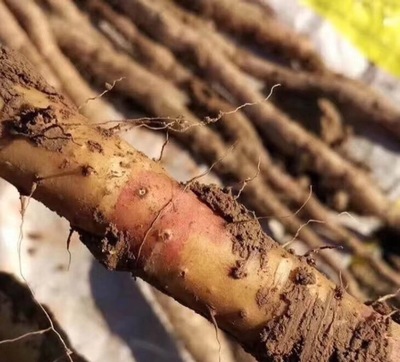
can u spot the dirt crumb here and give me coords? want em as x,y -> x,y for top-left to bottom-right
339,314 -> 390,361
96,125 -> 115,138
334,285 -> 345,301
255,287 -> 270,308
5,105 -> 71,152
0,47 -> 76,126
77,224 -> 136,271
0,47 -> 81,154
293,267 -> 316,286
87,140 -> 104,154
81,164 -> 96,176
188,182 -> 276,272
230,259 -> 248,279
0,47 -> 58,98
252,282 -> 391,361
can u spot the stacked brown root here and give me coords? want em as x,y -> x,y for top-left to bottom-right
1,0 -> 400,359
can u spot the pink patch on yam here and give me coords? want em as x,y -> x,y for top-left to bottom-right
113,171 -> 228,266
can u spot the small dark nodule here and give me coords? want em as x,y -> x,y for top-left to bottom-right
293,267 -> 316,285
81,164 -> 95,176
159,229 -> 173,242
137,187 -> 148,197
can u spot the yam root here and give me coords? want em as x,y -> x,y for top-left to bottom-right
112,0 -> 400,228
174,0 -> 324,71
49,16 -> 365,297
1,46 -> 400,361
72,0 -> 399,289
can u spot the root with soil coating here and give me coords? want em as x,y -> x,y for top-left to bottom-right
75,0 -> 400,290
51,17 -> 366,297
35,0 -> 397,297
2,44 -> 400,362
4,0 -> 400,358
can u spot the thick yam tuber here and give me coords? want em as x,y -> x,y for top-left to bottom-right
1,47 -> 400,361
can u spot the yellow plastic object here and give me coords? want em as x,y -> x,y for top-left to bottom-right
303,0 -> 400,77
